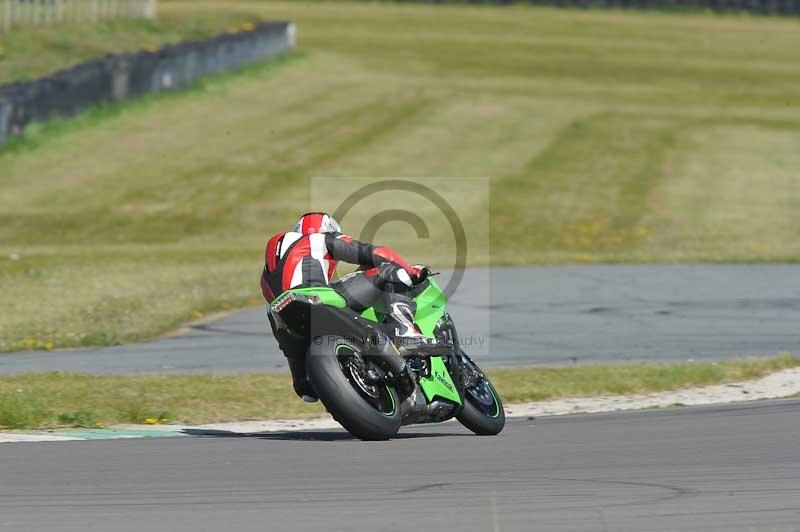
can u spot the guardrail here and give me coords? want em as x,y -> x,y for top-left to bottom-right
1,0 -> 157,32
392,0 -> 800,15
0,20 -> 295,148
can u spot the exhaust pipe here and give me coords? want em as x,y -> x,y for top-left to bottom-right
367,333 -> 406,377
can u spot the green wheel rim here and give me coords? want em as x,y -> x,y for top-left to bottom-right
336,344 -> 396,417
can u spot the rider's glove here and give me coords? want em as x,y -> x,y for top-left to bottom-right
411,264 -> 431,285
377,262 -> 414,287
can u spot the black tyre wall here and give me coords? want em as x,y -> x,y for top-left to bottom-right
306,336 -> 402,441
456,378 -> 506,436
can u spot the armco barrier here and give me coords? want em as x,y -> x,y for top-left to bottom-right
392,0 -> 800,15
0,21 -> 294,148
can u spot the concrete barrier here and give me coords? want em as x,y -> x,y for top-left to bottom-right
0,21 -> 294,148
0,97 -> 9,146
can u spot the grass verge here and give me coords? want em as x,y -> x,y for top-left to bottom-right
1,355 -> 796,430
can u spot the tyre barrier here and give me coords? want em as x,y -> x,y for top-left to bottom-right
0,20 -> 294,148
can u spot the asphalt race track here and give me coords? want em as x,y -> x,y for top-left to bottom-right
1,265 -> 798,374
1,399 -> 799,531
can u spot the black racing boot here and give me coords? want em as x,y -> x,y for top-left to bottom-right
385,302 -> 451,355
287,357 -> 317,403
386,302 -> 426,344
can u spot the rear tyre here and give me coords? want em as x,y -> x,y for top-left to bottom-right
306,336 -> 402,441
456,353 -> 505,436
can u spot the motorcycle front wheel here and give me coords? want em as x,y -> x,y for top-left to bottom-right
306,335 -> 402,441
456,352 -> 505,435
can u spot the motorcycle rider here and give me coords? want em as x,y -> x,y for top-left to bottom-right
260,212 -> 428,402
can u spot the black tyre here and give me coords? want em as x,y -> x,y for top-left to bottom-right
456,354 -> 505,436
306,336 -> 402,441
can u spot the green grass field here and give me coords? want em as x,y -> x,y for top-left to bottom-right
1,1 -> 800,350
1,355 -> 795,429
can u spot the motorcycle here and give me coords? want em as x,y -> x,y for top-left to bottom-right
269,273 -> 505,440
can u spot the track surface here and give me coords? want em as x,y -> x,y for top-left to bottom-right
1,399 -> 798,531
1,265 -> 798,374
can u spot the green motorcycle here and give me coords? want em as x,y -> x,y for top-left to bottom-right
269,275 -> 505,440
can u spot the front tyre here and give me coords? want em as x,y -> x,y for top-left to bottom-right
306,336 -> 402,441
456,353 -> 505,436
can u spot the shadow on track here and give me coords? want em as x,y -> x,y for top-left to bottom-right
181,428 -> 470,441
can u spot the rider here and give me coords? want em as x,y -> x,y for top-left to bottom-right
260,212 -> 427,402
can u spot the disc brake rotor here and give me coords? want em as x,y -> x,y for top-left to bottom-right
346,357 -> 380,399
462,359 -> 494,407
469,380 -> 494,406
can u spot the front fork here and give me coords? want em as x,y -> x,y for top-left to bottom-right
434,312 -> 467,414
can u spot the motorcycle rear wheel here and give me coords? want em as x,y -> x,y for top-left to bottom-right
307,336 -> 402,441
